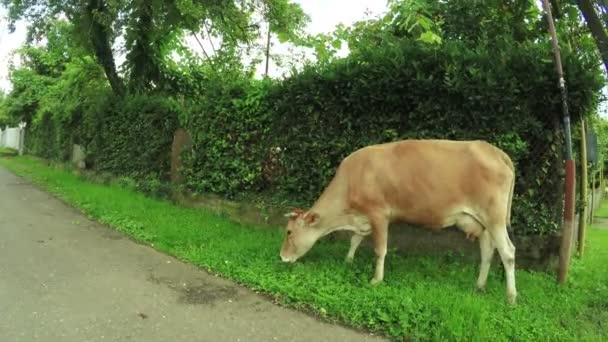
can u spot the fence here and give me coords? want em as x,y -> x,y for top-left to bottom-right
0,124 -> 26,154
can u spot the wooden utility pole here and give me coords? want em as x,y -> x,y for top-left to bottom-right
590,169 -> 596,225
598,161 -> 604,203
540,0 -> 576,285
578,120 -> 588,257
600,162 -> 604,203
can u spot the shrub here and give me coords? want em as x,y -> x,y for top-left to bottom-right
86,94 -> 180,181
26,91 -> 180,187
179,39 -> 603,235
178,75 -> 276,197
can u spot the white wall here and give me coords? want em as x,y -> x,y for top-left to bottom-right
0,127 -> 22,150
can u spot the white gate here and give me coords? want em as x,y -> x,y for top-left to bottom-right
0,123 -> 27,154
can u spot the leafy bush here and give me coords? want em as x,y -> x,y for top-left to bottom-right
86,94 -> 180,180
179,39 -> 603,235
8,10 -> 604,237
23,68 -> 180,188
178,75 -> 276,197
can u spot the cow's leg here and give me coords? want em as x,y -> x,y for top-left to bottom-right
455,215 -> 494,291
370,216 -> 389,285
345,233 -> 365,263
490,227 -> 517,304
476,230 -> 495,291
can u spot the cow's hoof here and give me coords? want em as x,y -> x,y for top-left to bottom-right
475,285 -> 486,293
507,294 -> 517,306
344,256 -> 354,264
370,278 -> 383,286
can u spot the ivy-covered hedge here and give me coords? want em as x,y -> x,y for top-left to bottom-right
178,74 -> 275,195
27,93 -> 179,183
20,38 -> 603,236
87,95 -> 179,179
178,39 -> 603,235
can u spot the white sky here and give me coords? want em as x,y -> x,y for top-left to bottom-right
0,0 -> 606,117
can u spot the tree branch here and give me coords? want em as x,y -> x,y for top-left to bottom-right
203,21 -> 217,54
192,30 -> 212,63
577,0 -> 608,73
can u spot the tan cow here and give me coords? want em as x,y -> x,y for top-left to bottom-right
279,139 -> 517,304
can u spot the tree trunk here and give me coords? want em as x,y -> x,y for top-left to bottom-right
86,0 -> 126,96
577,0 -> 608,73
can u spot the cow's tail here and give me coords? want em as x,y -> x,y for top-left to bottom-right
497,149 -> 516,230
506,171 -> 515,230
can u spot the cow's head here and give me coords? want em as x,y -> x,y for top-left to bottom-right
279,208 -> 323,263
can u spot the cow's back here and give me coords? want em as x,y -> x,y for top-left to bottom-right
341,139 -> 513,227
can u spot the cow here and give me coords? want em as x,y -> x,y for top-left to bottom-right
279,139 -> 517,304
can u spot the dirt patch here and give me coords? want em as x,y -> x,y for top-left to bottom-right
178,284 -> 239,305
147,274 -> 238,306
102,230 -> 124,240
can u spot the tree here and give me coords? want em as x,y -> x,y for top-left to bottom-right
575,0 -> 608,73
1,0 -> 310,94
0,91 -> 9,126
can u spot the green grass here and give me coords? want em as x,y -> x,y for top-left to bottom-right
2,156 -> 607,341
0,147 -> 18,155
593,197 -> 608,218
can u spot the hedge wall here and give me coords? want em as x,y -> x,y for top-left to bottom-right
178,39 -> 603,235
22,39 -> 603,236
27,93 -> 179,185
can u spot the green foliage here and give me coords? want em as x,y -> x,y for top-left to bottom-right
588,114 -> 608,170
3,156 -> 608,341
88,94 -> 180,180
432,0 -> 541,45
179,75 -> 275,196
1,2 -> 605,239
0,19 -> 179,185
0,92 -> 9,127
22,49 -> 113,161
1,1 -> 607,338
1,0 -> 310,94
177,37 -> 603,235
27,90 -> 179,183
3,68 -> 55,125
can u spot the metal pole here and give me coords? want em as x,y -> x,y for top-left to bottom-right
540,0 -> 576,285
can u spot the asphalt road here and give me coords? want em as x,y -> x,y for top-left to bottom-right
0,166 -> 386,342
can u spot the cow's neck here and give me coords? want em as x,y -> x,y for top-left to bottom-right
308,176 -> 354,235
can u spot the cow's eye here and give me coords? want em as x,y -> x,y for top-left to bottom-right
287,230 -> 292,235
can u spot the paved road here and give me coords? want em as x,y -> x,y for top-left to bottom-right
0,166 -> 387,342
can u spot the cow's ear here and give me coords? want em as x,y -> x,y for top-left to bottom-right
284,208 -> 304,220
284,211 -> 299,220
303,211 -> 320,226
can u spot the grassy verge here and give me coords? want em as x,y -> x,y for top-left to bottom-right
0,147 -> 18,156
593,197 -> 608,218
2,156 -> 607,341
